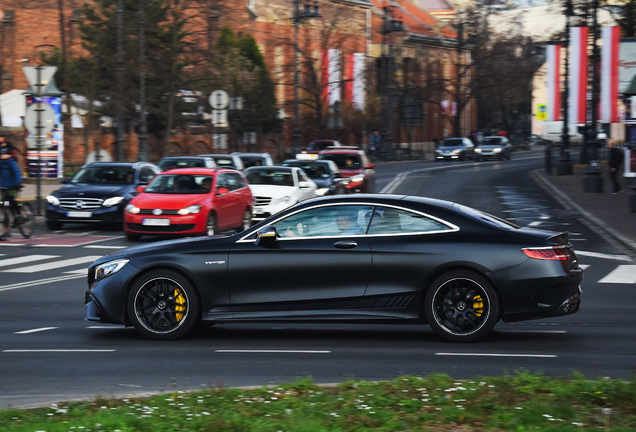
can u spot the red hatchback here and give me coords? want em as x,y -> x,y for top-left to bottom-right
319,148 -> 375,193
124,168 -> 253,240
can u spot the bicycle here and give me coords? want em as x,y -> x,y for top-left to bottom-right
1,186 -> 35,239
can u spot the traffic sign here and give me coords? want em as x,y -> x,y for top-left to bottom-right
211,109 -> 228,127
24,102 -> 56,135
22,66 -> 57,90
209,90 -> 229,109
537,104 -> 547,121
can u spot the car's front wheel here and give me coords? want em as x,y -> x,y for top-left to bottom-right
238,209 -> 252,232
424,270 -> 499,342
127,270 -> 200,340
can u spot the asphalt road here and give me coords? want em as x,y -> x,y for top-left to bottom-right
0,151 -> 634,409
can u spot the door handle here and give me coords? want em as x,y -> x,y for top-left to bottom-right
333,241 -> 357,249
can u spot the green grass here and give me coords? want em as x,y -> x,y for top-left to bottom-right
1,371 -> 635,431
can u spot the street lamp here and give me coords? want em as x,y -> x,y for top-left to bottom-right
558,0 -> 574,175
379,5 -> 404,161
292,0 -> 321,156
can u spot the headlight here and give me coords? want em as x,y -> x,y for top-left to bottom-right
178,204 -> 201,215
46,195 -> 59,206
126,203 -> 140,214
316,188 -> 330,196
350,174 -> 365,182
452,149 -> 461,154
103,196 -> 124,207
475,148 -> 482,153
493,148 -> 502,153
95,259 -> 129,281
271,196 -> 291,206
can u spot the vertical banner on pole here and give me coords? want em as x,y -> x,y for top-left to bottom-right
569,26 -> 589,125
601,26 -> 620,123
328,48 -> 341,106
547,45 -> 561,121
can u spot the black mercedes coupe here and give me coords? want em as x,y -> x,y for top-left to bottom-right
85,194 -> 583,342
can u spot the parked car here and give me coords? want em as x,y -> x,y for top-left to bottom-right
318,148 -> 375,193
435,137 -> 475,161
198,154 -> 245,171
45,162 -> 160,230
280,159 -> 348,196
243,166 -> 317,222
297,139 -> 342,159
157,156 -> 217,171
231,152 -> 274,169
124,168 -> 253,240
85,194 -> 583,342
475,136 -> 513,161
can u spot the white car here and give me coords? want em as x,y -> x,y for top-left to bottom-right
244,166 -> 318,222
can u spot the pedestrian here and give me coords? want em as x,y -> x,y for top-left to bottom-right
0,137 -> 23,240
370,131 -> 381,153
608,140 -> 624,194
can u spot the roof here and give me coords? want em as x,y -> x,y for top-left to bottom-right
369,0 -> 456,39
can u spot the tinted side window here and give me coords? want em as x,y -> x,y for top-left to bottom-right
368,207 -> 453,235
226,173 -> 246,191
273,205 -> 374,239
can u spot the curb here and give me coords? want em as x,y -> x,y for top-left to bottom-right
531,169 -> 636,260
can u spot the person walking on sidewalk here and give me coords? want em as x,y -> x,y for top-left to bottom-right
0,138 -> 23,240
608,140 -> 624,194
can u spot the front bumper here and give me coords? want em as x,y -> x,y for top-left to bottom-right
124,213 -> 205,235
46,205 -> 124,225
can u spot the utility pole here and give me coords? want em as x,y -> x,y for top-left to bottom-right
138,0 -> 148,161
116,0 -> 125,161
558,0 -> 573,175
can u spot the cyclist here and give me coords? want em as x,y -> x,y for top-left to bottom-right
0,138 -> 22,240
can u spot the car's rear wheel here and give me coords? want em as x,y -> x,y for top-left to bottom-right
424,270 -> 499,342
206,213 -> 217,236
127,270 -> 200,340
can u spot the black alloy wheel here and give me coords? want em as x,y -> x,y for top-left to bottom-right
127,270 -> 200,340
424,270 -> 499,342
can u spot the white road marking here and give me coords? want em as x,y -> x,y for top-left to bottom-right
15,327 -> 59,334
0,274 -> 85,292
0,255 -> 61,268
436,353 -> 557,358
2,256 -> 101,273
598,265 -> 636,284
215,350 -> 331,354
84,245 -> 126,249
576,250 -> 633,262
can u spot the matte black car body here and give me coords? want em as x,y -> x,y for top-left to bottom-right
85,194 -> 583,342
46,162 -> 161,230
280,159 -> 347,195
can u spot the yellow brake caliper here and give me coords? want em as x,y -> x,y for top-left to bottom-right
174,288 -> 187,322
472,295 -> 484,317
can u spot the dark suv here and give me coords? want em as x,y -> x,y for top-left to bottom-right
318,148 -> 375,193
45,162 -> 160,230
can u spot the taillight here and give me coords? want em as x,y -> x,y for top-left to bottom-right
522,246 -> 572,261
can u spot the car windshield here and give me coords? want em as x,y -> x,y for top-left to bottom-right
281,162 -> 331,178
307,141 -> 334,151
482,138 -> 502,146
72,167 -> 134,185
158,159 -> 207,170
144,174 -> 213,194
440,139 -> 463,147
320,154 -> 361,169
245,170 -> 294,186
240,156 -> 267,168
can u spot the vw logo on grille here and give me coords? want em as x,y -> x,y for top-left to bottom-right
153,208 -> 163,216
75,200 -> 86,209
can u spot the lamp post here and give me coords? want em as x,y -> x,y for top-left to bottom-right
558,0 -> 574,175
379,5 -> 404,161
292,0 -> 321,156
138,0 -> 148,161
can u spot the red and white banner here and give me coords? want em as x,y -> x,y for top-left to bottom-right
601,26 -> 620,123
546,44 -> 561,121
321,49 -> 329,103
344,53 -> 365,110
328,48 -> 341,106
569,26 -> 588,125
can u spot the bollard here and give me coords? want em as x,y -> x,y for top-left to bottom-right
583,160 -> 604,193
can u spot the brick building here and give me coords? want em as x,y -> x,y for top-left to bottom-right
0,0 -> 471,170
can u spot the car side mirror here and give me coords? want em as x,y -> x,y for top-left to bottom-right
298,181 -> 310,189
61,178 -> 70,184
365,163 -> 374,169
255,225 -> 278,246
136,185 -> 146,193
216,187 -> 230,195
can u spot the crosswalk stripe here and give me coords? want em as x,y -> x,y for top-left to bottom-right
0,255 -> 61,268
598,265 -> 636,284
2,256 -> 102,273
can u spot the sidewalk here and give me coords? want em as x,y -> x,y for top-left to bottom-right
532,165 -> 636,259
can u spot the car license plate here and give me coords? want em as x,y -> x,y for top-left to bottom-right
67,211 -> 92,218
142,218 -> 171,227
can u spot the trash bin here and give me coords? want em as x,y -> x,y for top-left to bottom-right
583,160 -> 604,193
